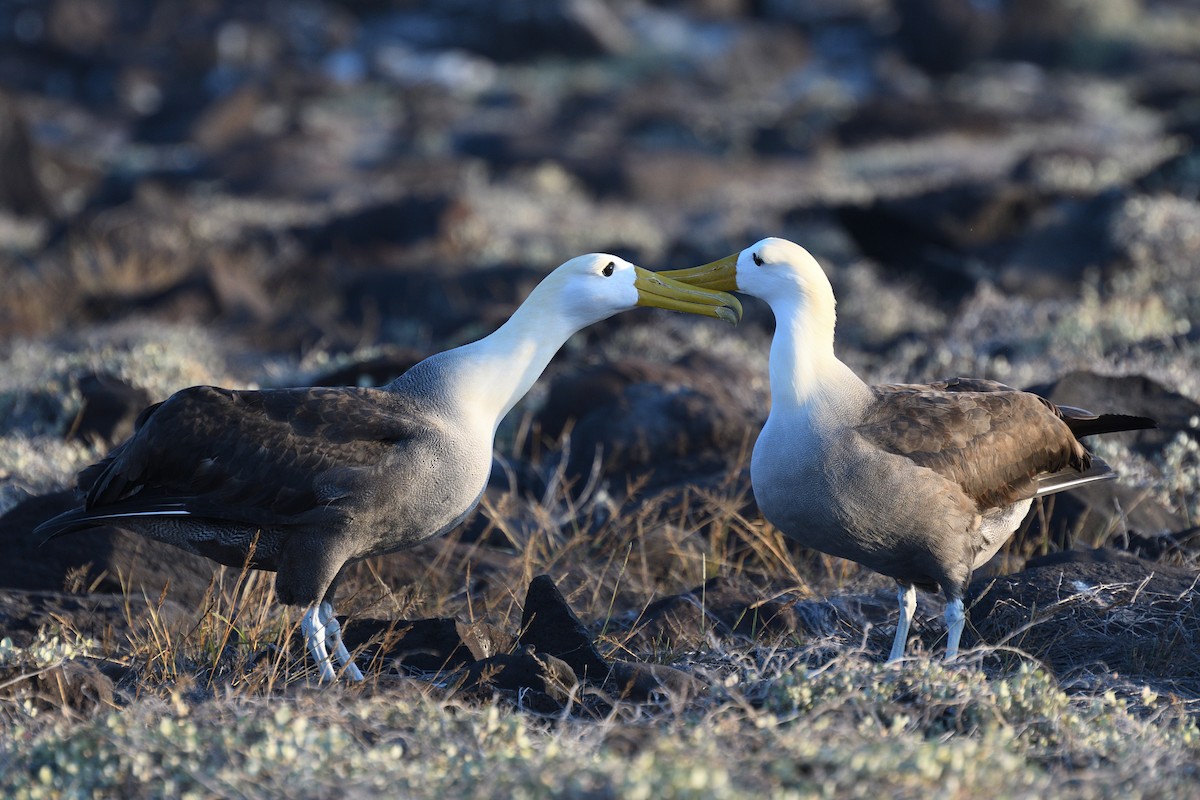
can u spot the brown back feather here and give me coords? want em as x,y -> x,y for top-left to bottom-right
82,385 -> 425,522
858,382 -> 1088,510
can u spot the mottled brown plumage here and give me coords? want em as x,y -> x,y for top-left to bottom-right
72,386 -> 434,573
861,383 -> 1088,511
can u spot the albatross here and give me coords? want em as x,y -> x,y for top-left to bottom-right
34,254 -> 741,681
663,237 -> 1155,661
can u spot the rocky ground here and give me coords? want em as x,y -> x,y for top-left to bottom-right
2,0 -> 1200,796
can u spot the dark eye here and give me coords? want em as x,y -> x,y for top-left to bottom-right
602,261 -> 615,277
752,252 -> 763,266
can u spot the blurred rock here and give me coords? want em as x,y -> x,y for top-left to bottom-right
1111,526 -> 1200,563
1000,0 -> 1139,68
0,490 -> 217,607
530,354 -> 763,490
1017,481 -> 1187,555
1027,371 -> 1199,455
836,182 -> 1032,301
0,92 -> 52,218
310,348 -> 426,387
834,95 -> 1009,147
892,0 -> 1002,74
292,192 -> 459,254
47,0 -> 119,57
342,264 -> 545,343
68,372 -> 153,446
992,190 -> 1125,297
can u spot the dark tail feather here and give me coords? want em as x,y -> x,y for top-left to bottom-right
34,503 -> 190,545
34,508 -> 106,544
1062,411 -> 1157,438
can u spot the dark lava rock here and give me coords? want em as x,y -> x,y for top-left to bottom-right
834,96 -> 1011,147
0,91 -> 53,217
1022,481 -> 1188,553
344,576 -> 702,705
340,617 -> 510,674
837,182 -> 1127,301
68,372 -> 153,446
991,190 -> 1124,297
999,0 -> 1134,69
519,574 -> 706,702
835,183 -> 1030,302
310,347 -> 426,388
0,490 -> 217,608
626,575 -> 804,650
342,265 -> 546,343
452,648 -> 579,713
291,192 -> 457,255
968,550 -> 1200,695
0,588 -> 195,648
529,354 -> 763,490
892,0 -> 1002,75
1027,371 -> 1199,455
518,574 -> 609,681
1113,527 -> 1200,563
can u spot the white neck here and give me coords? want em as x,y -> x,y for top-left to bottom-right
396,282 -> 584,436
766,296 -> 870,418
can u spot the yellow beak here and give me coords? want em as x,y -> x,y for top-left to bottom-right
634,266 -> 741,324
656,254 -> 740,293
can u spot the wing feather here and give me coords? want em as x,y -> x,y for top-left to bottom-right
79,385 -> 426,525
858,381 -> 1088,509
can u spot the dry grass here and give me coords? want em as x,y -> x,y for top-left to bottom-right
2,444 -> 1199,798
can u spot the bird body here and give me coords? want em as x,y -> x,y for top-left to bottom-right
664,238 -> 1155,660
36,254 -> 742,680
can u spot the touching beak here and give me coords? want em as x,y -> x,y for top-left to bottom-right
657,253 -> 740,294
634,266 -> 742,324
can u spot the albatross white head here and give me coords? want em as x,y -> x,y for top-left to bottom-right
418,253 -> 742,433
660,237 -> 866,410
526,253 -> 743,332
661,238 -> 834,342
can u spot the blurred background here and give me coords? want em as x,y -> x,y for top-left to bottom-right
2,0 -> 1198,347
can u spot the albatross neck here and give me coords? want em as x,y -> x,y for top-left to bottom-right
401,288 -> 586,435
766,296 -> 870,417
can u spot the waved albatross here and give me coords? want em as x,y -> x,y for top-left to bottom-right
663,237 -> 1155,661
35,254 -> 741,681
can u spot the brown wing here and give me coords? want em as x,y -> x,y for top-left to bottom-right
78,385 -> 425,526
858,382 -> 1088,510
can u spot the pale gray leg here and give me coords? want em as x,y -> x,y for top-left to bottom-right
944,597 -> 966,661
319,601 -> 364,681
887,583 -> 918,663
301,605 -> 337,681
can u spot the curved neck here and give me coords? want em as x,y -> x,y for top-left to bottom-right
766,296 -> 869,416
395,284 -> 583,435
